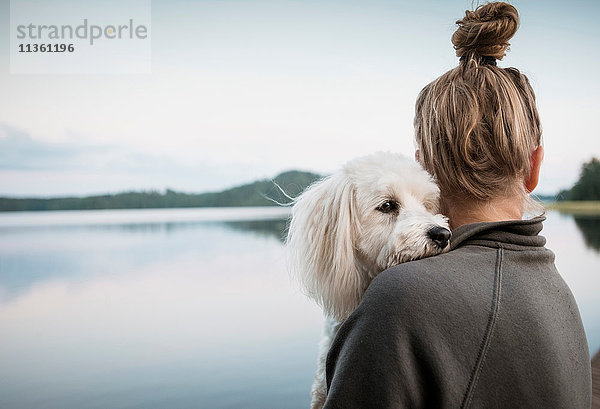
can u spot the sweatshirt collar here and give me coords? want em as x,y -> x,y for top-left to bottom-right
450,215 -> 546,250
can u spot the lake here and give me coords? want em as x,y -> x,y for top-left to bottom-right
0,207 -> 598,409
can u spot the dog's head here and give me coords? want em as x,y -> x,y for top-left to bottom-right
286,152 -> 450,321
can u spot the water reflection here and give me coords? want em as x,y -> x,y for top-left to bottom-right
0,208 -> 321,409
543,211 -> 600,358
573,215 -> 600,252
222,219 -> 289,243
0,217 -> 290,301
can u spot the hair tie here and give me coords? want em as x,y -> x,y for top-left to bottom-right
459,55 -> 497,66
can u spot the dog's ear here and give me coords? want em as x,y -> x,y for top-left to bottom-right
286,172 -> 365,321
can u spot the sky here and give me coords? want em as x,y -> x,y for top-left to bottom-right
0,0 -> 599,197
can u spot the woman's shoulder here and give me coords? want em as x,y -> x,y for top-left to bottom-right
362,247 -> 501,320
371,245 -> 496,288
363,239 -> 562,325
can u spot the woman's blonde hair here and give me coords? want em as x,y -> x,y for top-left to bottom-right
414,2 -> 542,202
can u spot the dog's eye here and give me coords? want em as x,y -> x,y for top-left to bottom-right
376,200 -> 399,213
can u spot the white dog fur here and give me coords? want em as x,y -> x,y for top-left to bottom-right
285,152 -> 450,409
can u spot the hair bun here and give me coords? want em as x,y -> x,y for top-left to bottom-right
452,2 -> 519,60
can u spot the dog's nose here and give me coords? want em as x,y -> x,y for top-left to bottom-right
428,226 -> 451,249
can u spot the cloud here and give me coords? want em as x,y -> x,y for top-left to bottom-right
0,123 -> 219,175
0,124 -> 113,171
0,123 -> 291,196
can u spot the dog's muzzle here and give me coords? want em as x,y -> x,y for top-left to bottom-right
427,226 -> 451,249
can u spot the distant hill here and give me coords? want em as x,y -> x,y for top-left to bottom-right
0,170 -> 323,212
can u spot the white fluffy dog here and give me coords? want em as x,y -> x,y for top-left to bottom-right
285,152 -> 451,409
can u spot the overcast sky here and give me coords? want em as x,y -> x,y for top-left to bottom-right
0,0 -> 599,197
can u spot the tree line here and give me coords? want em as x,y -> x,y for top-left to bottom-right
0,170 -> 322,212
2,157 -> 597,212
557,158 -> 600,201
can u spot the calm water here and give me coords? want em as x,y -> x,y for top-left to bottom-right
0,207 -> 598,409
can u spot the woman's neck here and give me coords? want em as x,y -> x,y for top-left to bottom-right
442,195 -> 524,230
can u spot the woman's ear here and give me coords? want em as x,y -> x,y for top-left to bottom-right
415,149 -> 421,165
525,145 -> 544,193
285,173 -> 363,321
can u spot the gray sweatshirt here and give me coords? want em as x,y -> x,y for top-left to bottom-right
323,216 -> 592,408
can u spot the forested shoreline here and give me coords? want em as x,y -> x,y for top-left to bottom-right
0,170 -> 321,212
1,157 -> 598,212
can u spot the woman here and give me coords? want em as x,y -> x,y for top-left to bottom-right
322,3 -> 592,408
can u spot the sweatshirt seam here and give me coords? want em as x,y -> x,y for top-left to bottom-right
460,245 -> 504,409
457,241 -> 544,251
